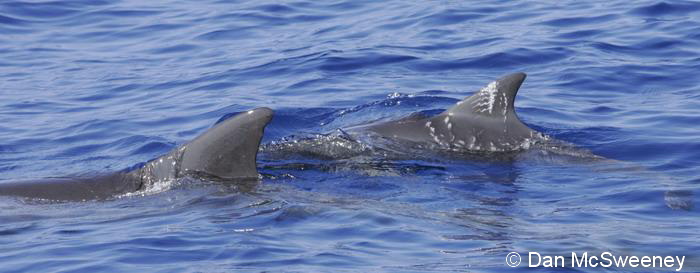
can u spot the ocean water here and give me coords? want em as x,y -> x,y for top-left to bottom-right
1,0 -> 699,272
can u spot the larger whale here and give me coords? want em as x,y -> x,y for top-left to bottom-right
0,108 -> 273,201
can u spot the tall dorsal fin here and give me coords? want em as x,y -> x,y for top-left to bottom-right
444,72 -> 526,117
180,107 -> 273,179
136,107 -> 273,186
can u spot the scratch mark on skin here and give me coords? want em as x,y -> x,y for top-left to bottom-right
473,81 -> 499,114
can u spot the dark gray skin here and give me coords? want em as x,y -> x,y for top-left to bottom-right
0,107 -> 273,201
361,72 -> 542,152
261,72 -> 544,161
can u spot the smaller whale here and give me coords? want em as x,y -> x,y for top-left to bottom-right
261,72 -> 549,162
360,72 -> 542,152
0,108 -> 273,201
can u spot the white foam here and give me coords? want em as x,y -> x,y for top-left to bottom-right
117,178 -> 175,199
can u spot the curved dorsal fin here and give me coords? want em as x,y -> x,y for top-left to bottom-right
180,107 -> 273,179
137,107 -> 273,186
444,72 -> 526,118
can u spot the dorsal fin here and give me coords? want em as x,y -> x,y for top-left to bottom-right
180,107 -> 273,179
136,107 -> 273,186
444,72 -> 526,117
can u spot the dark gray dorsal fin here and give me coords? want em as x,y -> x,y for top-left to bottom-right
179,107 -> 273,179
135,107 -> 273,187
444,72 -> 526,118
363,72 -> 535,152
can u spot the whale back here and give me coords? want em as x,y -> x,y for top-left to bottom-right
366,73 -> 538,151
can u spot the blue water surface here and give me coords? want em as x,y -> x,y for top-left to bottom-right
1,0 -> 699,272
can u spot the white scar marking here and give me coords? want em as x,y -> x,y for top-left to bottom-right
247,110 -> 254,114
425,121 -> 432,127
444,116 -> 450,124
473,81 -> 499,114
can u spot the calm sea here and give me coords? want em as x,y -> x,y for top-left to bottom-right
1,0 -> 699,272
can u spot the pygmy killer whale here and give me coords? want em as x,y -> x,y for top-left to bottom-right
262,72 -> 549,160
0,107 -> 273,201
262,72 -> 556,164
360,72 -> 541,152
